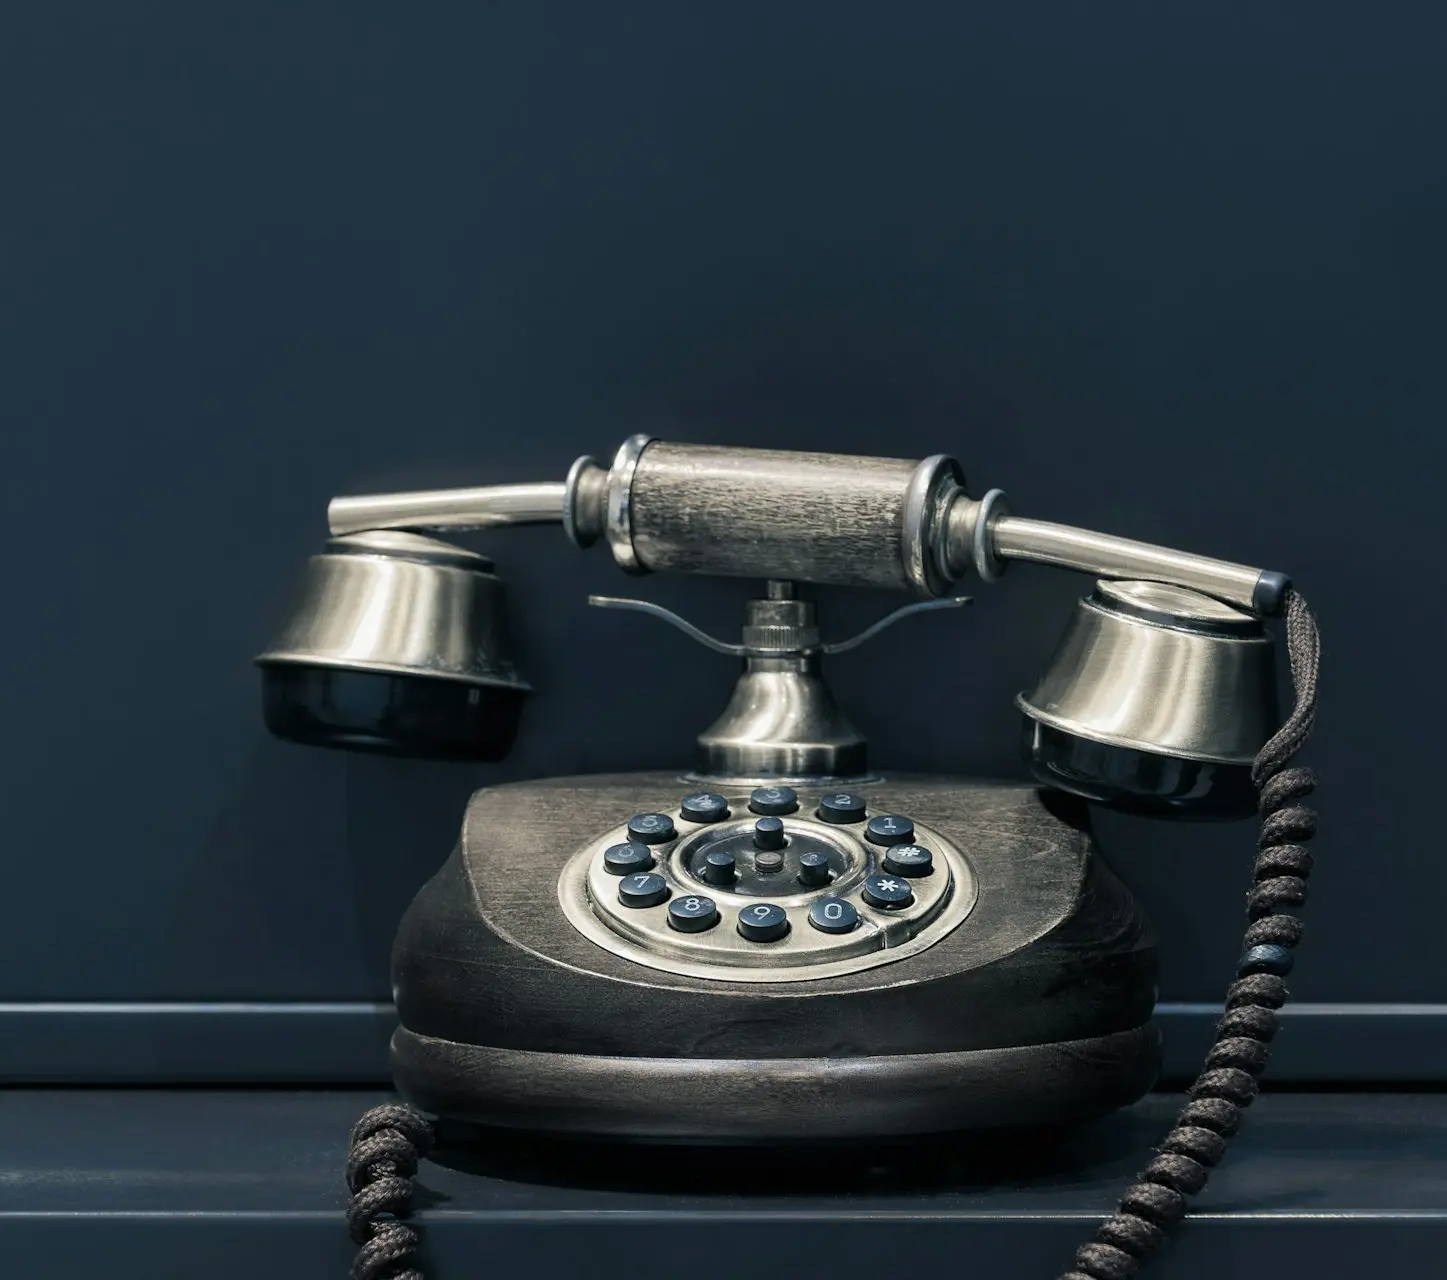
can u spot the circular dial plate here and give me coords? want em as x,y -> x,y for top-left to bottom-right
557,791 -> 979,983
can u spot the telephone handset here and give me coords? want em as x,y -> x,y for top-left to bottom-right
256,437 -> 1320,1280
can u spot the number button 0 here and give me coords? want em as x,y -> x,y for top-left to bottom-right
807,896 -> 859,935
736,902 -> 789,943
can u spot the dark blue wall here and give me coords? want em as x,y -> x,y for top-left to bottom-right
1,2 -> 1443,1026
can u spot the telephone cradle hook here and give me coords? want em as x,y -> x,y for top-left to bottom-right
586,590 -> 973,658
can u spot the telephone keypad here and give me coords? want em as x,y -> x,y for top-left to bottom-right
563,792 -> 978,982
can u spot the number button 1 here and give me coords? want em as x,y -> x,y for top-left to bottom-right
736,902 -> 789,943
807,896 -> 859,935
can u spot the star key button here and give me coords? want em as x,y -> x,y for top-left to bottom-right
861,873 -> 914,910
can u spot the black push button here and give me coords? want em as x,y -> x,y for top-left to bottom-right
603,842 -> 654,875
753,816 -> 786,851
668,894 -> 719,933
865,815 -> 915,846
737,902 -> 789,942
862,873 -> 914,910
627,813 -> 677,845
749,786 -> 799,816
680,793 -> 729,824
700,850 -> 738,886
618,872 -> 670,908
797,851 -> 832,887
754,850 -> 785,873
883,844 -> 934,877
807,896 -> 859,934
818,791 -> 868,824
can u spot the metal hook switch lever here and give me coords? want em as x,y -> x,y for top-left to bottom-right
587,594 -> 972,657
822,596 -> 973,655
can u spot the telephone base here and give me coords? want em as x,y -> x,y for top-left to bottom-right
392,1025 -> 1160,1142
390,771 -> 1160,1141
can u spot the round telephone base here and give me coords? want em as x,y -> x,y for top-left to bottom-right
391,1025 -> 1160,1143
389,771 -> 1159,1142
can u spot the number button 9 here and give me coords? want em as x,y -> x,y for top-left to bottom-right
736,902 -> 789,943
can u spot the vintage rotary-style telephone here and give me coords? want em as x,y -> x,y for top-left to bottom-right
255,437 -> 1320,1280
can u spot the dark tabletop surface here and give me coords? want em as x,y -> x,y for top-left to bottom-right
2,1089 -> 1444,1277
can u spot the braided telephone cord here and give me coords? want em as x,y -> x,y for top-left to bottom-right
345,1103 -> 435,1280
1060,587 -> 1321,1280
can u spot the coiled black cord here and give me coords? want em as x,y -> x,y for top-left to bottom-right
1060,587 -> 1321,1280
345,1103 -> 435,1280
344,590 -> 1319,1280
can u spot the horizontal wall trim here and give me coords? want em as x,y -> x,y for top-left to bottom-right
2,1001 -> 1445,1084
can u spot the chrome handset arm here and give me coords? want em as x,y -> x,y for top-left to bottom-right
322,437 -> 1289,616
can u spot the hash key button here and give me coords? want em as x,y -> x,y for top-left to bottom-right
883,844 -> 933,878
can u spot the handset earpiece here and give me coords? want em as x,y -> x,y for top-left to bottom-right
254,530 -> 529,761
1017,579 -> 1281,819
